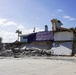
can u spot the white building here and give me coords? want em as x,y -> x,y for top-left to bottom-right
51,19 -> 76,56
19,34 -> 29,42
19,19 -> 76,56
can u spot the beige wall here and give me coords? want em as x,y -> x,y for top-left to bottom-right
54,31 -> 73,41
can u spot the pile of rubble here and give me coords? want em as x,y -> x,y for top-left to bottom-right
12,48 -> 51,58
0,50 -> 14,57
0,43 -> 52,57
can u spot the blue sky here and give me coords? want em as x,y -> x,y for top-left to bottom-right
0,0 -> 76,42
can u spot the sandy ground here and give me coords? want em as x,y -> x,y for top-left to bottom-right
0,57 -> 76,75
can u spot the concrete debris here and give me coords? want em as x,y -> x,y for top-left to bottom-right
0,50 -> 14,57
12,48 -> 51,58
0,43 -> 75,58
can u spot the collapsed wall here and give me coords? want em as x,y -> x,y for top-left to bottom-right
51,42 -> 72,56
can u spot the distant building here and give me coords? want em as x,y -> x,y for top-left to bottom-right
19,34 -> 29,42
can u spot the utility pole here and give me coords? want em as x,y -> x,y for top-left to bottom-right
33,27 -> 35,33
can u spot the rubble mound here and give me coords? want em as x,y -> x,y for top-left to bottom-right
0,50 -> 14,57
11,48 -> 51,58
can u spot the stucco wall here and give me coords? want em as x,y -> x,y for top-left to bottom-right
54,31 -> 73,41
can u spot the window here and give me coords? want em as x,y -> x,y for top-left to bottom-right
23,36 -> 27,39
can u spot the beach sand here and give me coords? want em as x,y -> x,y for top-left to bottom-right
0,57 -> 76,75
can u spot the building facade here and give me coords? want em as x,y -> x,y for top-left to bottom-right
51,19 -> 76,56
19,18 -> 76,56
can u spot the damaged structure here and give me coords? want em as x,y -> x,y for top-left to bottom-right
51,19 -> 76,56
19,19 -> 76,56
20,30 -> 53,50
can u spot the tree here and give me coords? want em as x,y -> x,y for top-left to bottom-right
0,37 -> 2,43
16,30 -> 22,41
70,27 -> 76,30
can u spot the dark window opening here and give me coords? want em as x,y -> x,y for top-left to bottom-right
23,37 -> 27,39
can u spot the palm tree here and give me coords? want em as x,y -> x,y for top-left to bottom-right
0,37 -> 2,43
16,29 -> 22,41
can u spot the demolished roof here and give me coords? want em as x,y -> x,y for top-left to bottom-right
28,31 -> 54,43
54,27 -> 76,33
35,31 -> 53,42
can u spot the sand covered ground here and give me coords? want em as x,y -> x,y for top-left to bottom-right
0,56 -> 76,75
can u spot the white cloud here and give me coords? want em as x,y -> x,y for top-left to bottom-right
57,9 -> 63,12
0,30 -> 17,43
17,25 -> 25,30
35,27 -> 43,32
22,27 -> 43,34
0,18 -> 22,42
0,18 -> 17,27
69,18 -> 76,21
0,18 -> 7,25
4,21 -> 17,26
63,15 -> 76,21
63,16 -> 71,19
0,27 -> 43,43
0,18 -> 43,43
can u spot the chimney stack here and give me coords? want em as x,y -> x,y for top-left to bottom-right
51,19 -> 63,31
45,25 -> 48,32
51,19 -> 57,31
